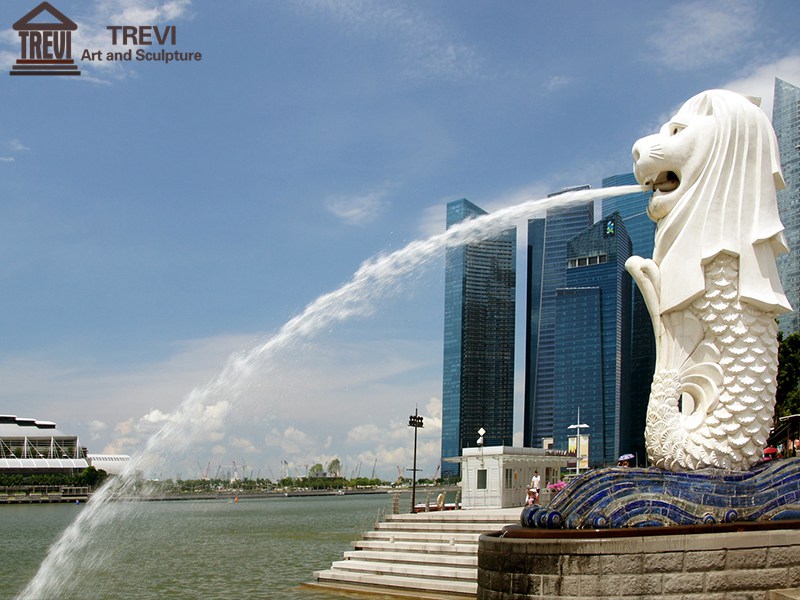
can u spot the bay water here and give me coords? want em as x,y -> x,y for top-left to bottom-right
2,493 -> 398,599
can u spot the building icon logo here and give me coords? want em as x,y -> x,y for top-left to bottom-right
10,2 -> 80,76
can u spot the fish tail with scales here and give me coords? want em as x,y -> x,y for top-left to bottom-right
645,253 -> 779,471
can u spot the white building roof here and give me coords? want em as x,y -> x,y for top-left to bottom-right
0,458 -> 89,469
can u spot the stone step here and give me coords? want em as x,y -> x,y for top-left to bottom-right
386,510 -> 519,524
313,569 -> 477,596
375,520 -> 505,533
362,530 -> 481,544
352,539 -> 478,554
342,549 -> 478,567
330,558 -> 477,581
314,508 -> 519,598
304,580 -> 470,600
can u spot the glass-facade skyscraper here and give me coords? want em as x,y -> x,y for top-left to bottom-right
524,195 -> 594,448
440,199 -> 516,478
774,78 -> 800,335
602,173 -> 655,462
552,213 -> 632,465
523,177 -> 654,465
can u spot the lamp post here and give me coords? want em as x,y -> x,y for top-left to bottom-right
408,408 -> 424,513
567,407 -> 589,475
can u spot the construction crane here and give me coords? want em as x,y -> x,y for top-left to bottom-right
370,458 -> 377,479
196,460 -> 211,481
432,464 -> 440,481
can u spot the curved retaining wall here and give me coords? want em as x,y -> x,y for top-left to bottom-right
478,522 -> 800,599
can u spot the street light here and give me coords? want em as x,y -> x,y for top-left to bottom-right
408,408 -> 424,513
567,407 -> 590,475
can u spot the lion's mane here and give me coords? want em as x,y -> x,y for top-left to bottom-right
653,89 -> 791,315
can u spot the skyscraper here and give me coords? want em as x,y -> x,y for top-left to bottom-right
602,174 -> 655,463
552,213 -> 632,465
440,199 -> 516,478
773,78 -> 800,335
523,195 -> 594,449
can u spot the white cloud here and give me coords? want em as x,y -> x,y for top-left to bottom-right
543,75 -> 572,92
325,184 -> 392,225
290,0 -> 482,81
8,139 -> 29,152
87,419 -> 107,440
0,139 -> 29,164
142,408 -> 171,424
722,54 -> 800,119
648,0 -> 759,71
346,423 -> 382,443
264,425 -> 313,455
229,436 -> 259,455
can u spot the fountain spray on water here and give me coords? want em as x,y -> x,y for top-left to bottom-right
16,184 -> 645,600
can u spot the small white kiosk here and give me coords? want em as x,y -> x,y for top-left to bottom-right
450,446 -> 572,509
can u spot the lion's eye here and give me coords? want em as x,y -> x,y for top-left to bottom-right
670,124 -> 686,136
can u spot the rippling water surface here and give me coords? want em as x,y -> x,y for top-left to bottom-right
2,493 -> 397,599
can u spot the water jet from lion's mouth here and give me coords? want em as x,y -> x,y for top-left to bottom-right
15,182 -> 645,600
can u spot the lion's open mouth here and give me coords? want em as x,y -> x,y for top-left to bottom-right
649,171 -> 680,193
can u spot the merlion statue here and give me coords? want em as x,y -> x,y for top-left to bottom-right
627,89 -> 792,471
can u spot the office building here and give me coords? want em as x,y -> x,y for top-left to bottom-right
523,192 -> 594,449
774,78 -> 800,335
552,213 -> 633,465
440,199 -> 516,478
601,174 -> 655,463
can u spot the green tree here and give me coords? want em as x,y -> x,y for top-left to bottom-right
327,458 -> 341,477
77,466 -> 108,489
308,463 -> 324,477
776,332 -> 800,420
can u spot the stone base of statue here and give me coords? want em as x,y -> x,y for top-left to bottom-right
520,457 -> 800,529
479,518 -> 800,599
477,460 -> 800,599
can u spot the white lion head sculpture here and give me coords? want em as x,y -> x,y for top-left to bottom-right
632,89 -> 791,315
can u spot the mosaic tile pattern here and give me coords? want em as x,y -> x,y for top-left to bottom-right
521,457 -> 800,529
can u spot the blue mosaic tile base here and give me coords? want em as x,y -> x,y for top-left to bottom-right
521,457 -> 800,529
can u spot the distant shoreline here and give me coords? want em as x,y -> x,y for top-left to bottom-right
135,488 -> 391,501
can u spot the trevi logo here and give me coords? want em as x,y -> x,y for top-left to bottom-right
9,2 -> 80,76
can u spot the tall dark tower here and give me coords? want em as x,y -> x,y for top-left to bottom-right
440,199 -> 516,478
524,193 -> 594,448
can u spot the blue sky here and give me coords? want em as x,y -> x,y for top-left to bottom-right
1,0 -> 799,481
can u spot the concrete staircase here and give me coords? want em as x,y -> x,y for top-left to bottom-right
311,507 -> 521,598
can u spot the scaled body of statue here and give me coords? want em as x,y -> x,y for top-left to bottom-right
627,89 -> 792,471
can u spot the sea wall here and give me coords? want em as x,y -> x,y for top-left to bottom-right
478,523 -> 800,599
